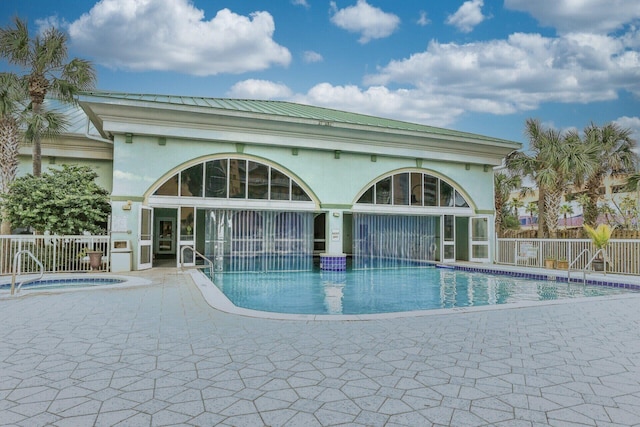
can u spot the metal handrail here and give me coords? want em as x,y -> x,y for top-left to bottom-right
180,246 -> 213,271
11,250 -> 44,295
567,248 -> 591,283
568,248 -> 608,285
584,248 -> 608,275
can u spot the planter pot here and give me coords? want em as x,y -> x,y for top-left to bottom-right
86,250 -> 103,271
592,259 -> 605,272
544,259 -> 556,269
557,260 -> 568,270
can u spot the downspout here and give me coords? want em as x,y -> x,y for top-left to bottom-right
85,118 -> 113,144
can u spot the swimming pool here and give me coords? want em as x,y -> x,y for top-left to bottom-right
0,275 -> 152,296
209,267 -> 639,315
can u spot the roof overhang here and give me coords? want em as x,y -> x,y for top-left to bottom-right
79,94 -> 521,166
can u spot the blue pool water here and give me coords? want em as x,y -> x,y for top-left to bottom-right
211,267 -> 637,315
0,277 -> 125,292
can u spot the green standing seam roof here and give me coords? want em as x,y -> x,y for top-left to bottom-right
79,91 -> 521,147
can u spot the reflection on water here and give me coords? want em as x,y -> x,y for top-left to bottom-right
321,271 -> 346,314
211,268 -> 635,315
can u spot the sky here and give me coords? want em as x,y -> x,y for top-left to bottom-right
2,0 -> 640,148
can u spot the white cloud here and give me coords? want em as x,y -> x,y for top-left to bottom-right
505,0 -> 640,34
329,0 -> 400,44
446,0 -> 486,33
303,51 -> 323,63
290,83 -> 463,127
68,0 -> 291,76
363,30 -> 640,118
35,15 -> 69,35
291,0 -> 309,8
227,79 -> 293,99
255,23 -> 638,131
614,116 -> 640,150
417,11 -> 430,27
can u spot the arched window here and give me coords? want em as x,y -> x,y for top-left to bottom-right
153,157 -> 311,202
357,171 -> 469,208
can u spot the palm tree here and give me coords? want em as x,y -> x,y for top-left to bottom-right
494,172 -> 521,236
0,73 -> 26,235
599,203 -> 617,227
0,17 -> 96,176
507,119 -> 596,238
559,204 -> 574,228
582,122 -> 638,228
509,197 -> 524,222
625,172 -> 640,192
0,72 -> 69,235
525,201 -> 538,229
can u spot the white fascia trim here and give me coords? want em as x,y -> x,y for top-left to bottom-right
147,196 -> 318,211
350,204 -> 474,216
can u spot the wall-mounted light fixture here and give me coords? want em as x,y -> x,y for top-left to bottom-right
125,133 -> 133,143
370,155 -> 377,162
465,163 -> 470,170
334,150 -> 341,159
484,165 -> 490,172
292,148 -> 299,156
332,212 -> 341,217
158,137 -> 166,146
122,200 -> 132,211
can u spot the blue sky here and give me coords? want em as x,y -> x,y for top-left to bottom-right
2,0 -> 640,147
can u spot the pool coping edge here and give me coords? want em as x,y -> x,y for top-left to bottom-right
186,266 -> 640,322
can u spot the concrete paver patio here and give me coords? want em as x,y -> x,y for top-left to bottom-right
1,268 -> 640,426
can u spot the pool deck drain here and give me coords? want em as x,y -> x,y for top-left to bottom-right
1,267 -> 640,426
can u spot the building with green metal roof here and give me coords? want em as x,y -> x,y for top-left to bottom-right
21,91 -> 521,271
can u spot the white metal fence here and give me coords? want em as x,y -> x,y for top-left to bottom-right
1,235 -> 110,275
496,238 -> 640,275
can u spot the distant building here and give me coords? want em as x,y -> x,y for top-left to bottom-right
511,175 -> 639,230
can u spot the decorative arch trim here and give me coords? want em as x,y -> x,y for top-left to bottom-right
145,154 -> 317,205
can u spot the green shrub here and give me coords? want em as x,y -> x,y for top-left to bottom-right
1,165 -> 110,234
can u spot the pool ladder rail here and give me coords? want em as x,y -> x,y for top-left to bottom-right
567,248 -> 608,284
10,250 -> 44,295
180,246 -> 213,272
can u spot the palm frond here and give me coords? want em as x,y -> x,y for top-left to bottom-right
0,17 -> 30,66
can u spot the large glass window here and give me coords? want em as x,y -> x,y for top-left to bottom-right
440,181 -> 454,207
205,159 -> 227,198
358,186 -> 374,204
271,169 -> 290,200
393,173 -> 409,205
375,177 -> 391,204
153,157 -> 311,202
248,161 -> 269,199
229,159 -> 246,199
423,176 -> 438,206
410,173 -> 422,206
181,164 -> 203,197
357,171 -> 469,209
155,175 -> 178,196
292,181 -> 311,201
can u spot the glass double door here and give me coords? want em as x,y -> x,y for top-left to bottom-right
440,215 -> 490,263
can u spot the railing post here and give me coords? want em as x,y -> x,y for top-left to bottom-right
52,237 -> 57,273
